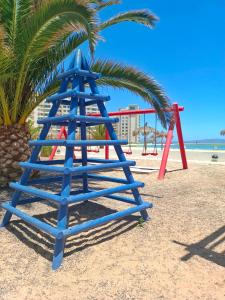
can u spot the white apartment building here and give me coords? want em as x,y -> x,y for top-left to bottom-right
30,100 -> 99,137
115,104 -> 141,144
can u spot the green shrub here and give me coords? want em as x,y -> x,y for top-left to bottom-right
41,146 -> 52,157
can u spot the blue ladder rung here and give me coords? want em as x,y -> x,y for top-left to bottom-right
45,122 -> 105,127
67,181 -> 144,204
37,114 -> 118,125
87,158 -> 121,164
9,182 -> 63,203
1,203 -> 61,237
88,174 -> 129,184
28,174 -> 128,186
85,98 -> 110,106
29,139 -> 127,147
57,68 -> 101,80
60,97 -> 110,106
62,202 -> 151,237
19,160 -> 136,174
46,89 -> 110,102
88,189 -> 136,205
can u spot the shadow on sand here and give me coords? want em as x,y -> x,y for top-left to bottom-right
4,201 -> 140,262
173,225 -> 225,268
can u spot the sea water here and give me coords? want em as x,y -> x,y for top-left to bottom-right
171,143 -> 225,151
132,143 -> 225,151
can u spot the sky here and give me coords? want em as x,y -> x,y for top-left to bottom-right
89,0 -> 225,141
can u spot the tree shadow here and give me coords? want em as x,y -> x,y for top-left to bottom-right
5,201 -> 140,262
0,187 -> 13,212
173,225 -> 225,268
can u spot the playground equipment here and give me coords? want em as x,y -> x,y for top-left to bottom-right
0,50 -> 152,270
51,104 -> 188,179
101,105 -> 188,179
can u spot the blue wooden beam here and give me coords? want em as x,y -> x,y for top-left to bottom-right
1,203 -> 60,237
37,114 -> 118,125
46,90 -> 110,103
57,68 -> 100,80
29,139 -> 127,147
67,181 -> 144,204
9,183 -> 63,203
87,174 -> 129,184
62,202 -> 151,237
20,160 -> 136,174
57,97 -> 110,106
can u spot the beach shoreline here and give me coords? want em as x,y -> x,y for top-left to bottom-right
53,146 -> 225,164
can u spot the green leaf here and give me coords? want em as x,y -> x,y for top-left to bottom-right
99,9 -> 158,30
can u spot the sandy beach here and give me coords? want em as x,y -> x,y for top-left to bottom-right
0,158 -> 225,300
56,146 -> 225,165
112,147 -> 225,163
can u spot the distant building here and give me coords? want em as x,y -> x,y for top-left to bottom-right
114,104 -> 141,143
30,100 -> 99,137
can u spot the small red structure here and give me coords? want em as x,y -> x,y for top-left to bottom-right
49,102 -> 187,179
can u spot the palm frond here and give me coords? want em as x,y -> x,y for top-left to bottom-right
11,0 -> 99,122
99,9 -> 158,30
91,0 -> 120,10
92,59 -> 170,128
46,8 -> 159,61
0,0 -> 33,49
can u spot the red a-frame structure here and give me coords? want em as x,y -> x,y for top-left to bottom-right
49,102 -> 188,179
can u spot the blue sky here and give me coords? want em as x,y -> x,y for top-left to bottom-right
90,0 -> 225,140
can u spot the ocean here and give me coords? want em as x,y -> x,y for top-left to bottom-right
171,143 -> 225,151
132,143 -> 225,151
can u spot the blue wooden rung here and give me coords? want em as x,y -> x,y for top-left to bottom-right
37,114 -> 119,125
29,139 -> 127,147
46,89 -> 110,103
57,68 -> 101,80
0,49 -> 152,270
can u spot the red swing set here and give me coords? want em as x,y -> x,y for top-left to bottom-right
103,102 -> 188,179
49,102 -> 187,179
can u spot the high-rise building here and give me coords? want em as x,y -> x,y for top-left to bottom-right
114,104 -> 141,144
30,100 -> 99,137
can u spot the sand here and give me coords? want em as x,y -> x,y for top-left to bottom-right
0,160 -> 225,300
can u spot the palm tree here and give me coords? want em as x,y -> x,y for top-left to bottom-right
157,131 -> 167,149
89,124 -> 106,149
133,122 -> 156,154
0,0 -> 170,186
90,125 -> 106,141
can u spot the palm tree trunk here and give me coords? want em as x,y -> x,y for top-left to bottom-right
0,124 -> 31,187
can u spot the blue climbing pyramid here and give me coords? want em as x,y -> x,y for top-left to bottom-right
1,50 -> 152,270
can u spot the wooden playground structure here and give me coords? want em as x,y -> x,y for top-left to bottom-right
1,51 -> 152,270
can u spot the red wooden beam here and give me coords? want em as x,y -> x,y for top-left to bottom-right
49,127 -> 67,160
90,106 -> 184,117
158,120 -> 175,180
158,103 -> 187,179
174,103 -> 188,170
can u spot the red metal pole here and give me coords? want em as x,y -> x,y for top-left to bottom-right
158,120 -> 174,180
49,127 -> 67,160
105,129 -> 109,160
173,103 -> 188,169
